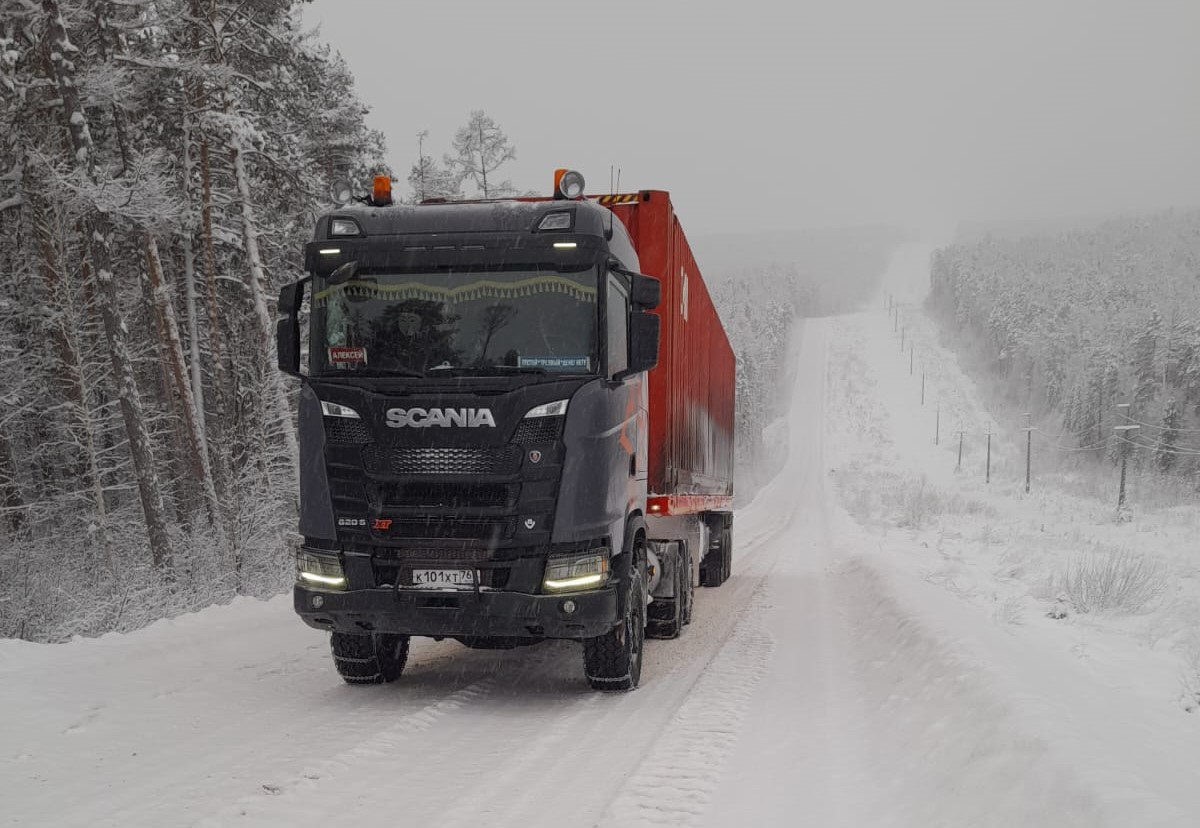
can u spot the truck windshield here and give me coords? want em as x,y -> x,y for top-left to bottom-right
310,265 -> 598,377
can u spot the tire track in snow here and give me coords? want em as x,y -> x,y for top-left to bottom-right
191,677 -> 496,828
597,583 -> 776,827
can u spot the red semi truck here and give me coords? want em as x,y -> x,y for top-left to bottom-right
279,170 -> 735,690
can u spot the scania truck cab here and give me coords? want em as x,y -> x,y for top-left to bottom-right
277,170 -> 733,691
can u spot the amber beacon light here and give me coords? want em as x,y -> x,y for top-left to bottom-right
372,175 -> 393,206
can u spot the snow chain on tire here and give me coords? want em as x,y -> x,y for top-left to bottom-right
331,632 -> 410,685
583,561 -> 646,691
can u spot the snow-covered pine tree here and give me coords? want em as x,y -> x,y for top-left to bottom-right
446,110 -> 518,199
1156,398 -> 1181,473
1132,310 -> 1162,405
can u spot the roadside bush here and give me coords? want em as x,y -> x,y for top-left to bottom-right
1052,548 -> 1167,615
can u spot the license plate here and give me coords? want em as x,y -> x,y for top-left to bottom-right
410,568 -> 476,590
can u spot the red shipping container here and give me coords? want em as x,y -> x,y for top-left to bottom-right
605,192 -> 736,515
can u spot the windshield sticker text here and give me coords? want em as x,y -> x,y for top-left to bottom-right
519,356 -> 591,370
328,346 -> 367,367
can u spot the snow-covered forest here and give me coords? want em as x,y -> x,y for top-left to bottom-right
928,210 -> 1200,484
0,1 -> 853,642
0,0 -> 391,640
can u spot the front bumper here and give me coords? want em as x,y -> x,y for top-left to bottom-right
294,583 -> 620,640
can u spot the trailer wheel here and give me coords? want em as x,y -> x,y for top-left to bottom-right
330,632 -> 410,685
681,543 -> 694,625
583,561 -> 646,691
700,531 -> 726,587
722,526 -> 733,582
700,516 -> 733,587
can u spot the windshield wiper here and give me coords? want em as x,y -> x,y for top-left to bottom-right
427,365 -> 548,377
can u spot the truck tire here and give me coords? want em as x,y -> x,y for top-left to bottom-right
721,526 -> 733,582
648,542 -> 690,638
700,532 -> 726,588
330,632 -> 410,685
681,544 -> 694,625
583,561 -> 646,691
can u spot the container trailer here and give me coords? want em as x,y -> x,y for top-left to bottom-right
277,169 -> 735,690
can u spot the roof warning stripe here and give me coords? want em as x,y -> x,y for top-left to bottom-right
597,194 -> 639,205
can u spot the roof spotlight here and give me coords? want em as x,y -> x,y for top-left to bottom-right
330,178 -> 353,206
555,169 -> 586,200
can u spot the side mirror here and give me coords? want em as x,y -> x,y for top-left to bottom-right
630,274 -> 661,310
277,279 -> 308,377
628,311 -> 660,374
611,265 -> 661,310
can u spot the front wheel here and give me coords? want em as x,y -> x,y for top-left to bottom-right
330,632 -> 410,685
583,562 -> 646,691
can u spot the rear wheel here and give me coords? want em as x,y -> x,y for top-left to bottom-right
330,632 -> 410,685
584,560 -> 646,691
700,515 -> 733,587
680,542 -> 694,626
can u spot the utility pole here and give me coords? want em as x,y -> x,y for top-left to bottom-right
909,345 -> 914,375
956,429 -> 965,471
985,424 -> 993,484
1022,413 -> 1033,494
1115,423 -> 1140,510
900,326 -> 905,351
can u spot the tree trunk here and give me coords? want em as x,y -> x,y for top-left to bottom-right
198,136 -> 235,502
28,188 -> 112,566
43,0 -> 175,570
0,428 -> 25,536
180,111 -> 208,454
144,232 -> 229,556
231,144 -> 299,478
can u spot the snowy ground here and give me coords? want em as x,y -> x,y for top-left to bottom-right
3,245 -> 1199,827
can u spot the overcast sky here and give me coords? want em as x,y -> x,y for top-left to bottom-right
304,0 -> 1200,236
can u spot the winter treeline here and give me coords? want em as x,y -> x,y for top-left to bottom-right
929,210 -> 1200,482
709,229 -> 895,480
0,0 -> 388,640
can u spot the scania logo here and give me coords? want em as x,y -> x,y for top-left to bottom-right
385,407 -> 497,429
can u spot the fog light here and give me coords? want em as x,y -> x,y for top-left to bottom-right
561,599 -> 577,614
311,595 -> 325,609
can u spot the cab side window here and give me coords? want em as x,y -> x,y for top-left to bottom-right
607,273 -> 630,376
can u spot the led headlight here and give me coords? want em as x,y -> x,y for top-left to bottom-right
524,399 -> 568,419
297,550 -> 347,589
543,550 -> 610,593
320,400 -> 361,419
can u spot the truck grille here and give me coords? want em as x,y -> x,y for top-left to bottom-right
362,446 -> 520,476
324,416 -> 373,444
511,416 -> 563,444
376,482 -> 519,509
383,518 -> 515,540
373,547 -> 493,563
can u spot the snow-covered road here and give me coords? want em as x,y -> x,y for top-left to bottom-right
4,249 -> 1198,827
